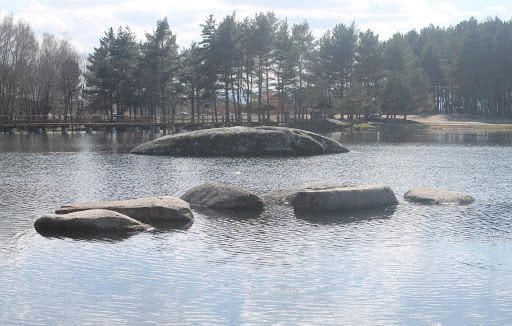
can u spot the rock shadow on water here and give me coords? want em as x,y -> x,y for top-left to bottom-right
144,220 -> 194,233
35,228 -> 143,242
36,220 -> 192,241
294,205 -> 397,226
191,206 -> 264,221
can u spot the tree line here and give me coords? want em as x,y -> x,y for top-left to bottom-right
2,13 -> 512,122
0,15 -> 82,120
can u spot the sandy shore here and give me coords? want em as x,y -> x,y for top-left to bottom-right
406,114 -> 512,131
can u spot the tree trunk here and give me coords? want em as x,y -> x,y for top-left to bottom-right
224,74 -> 229,123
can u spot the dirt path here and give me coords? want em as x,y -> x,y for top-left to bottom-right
406,114 -> 512,130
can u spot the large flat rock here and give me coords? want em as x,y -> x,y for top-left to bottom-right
34,209 -> 148,237
181,182 -> 264,211
404,187 -> 475,204
292,185 -> 399,212
56,196 -> 193,227
131,126 -> 349,156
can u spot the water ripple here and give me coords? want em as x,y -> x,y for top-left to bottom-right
1,135 -> 512,324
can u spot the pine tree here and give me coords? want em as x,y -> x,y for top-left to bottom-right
142,18 -> 179,121
291,21 -> 314,119
86,27 -> 117,116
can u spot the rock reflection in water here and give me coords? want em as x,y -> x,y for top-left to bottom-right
295,205 -> 397,225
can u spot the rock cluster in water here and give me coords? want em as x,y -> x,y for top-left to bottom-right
35,196 -> 193,238
35,182 -> 474,239
56,196 -> 193,227
130,126 -> 349,156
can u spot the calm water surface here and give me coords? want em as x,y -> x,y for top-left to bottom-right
1,128 -> 512,325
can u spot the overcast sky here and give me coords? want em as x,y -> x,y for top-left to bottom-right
1,0 -> 510,53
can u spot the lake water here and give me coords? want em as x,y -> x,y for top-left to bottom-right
1,128 -> 512,325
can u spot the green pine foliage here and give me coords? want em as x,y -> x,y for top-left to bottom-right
3,14 -> 512,121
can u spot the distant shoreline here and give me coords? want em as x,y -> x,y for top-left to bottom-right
406,114 -> 512,131
321,114 -> 512,133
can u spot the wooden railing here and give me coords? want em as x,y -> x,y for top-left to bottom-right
0,115 -> 178,124
0,114 -> 289,127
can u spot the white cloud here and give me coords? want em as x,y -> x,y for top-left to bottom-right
1,0 -> 510,53
487,4 -> 508,14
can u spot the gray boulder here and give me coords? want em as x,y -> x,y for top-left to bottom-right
181,182 -> 264,211
56,196 -> 193,227
404,187 -> 475,204
292,185 -> 399,212
34,209 -> 148,237
131,126 -> 349,156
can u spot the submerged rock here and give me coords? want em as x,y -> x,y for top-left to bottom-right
404,187 -> 475,204
292,184 -> 399,212
264,182 -> 347,205
181,182 -> 264,211
56,196 -> 193,227
130,126 -> 349,156
34,209 -> 148,237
